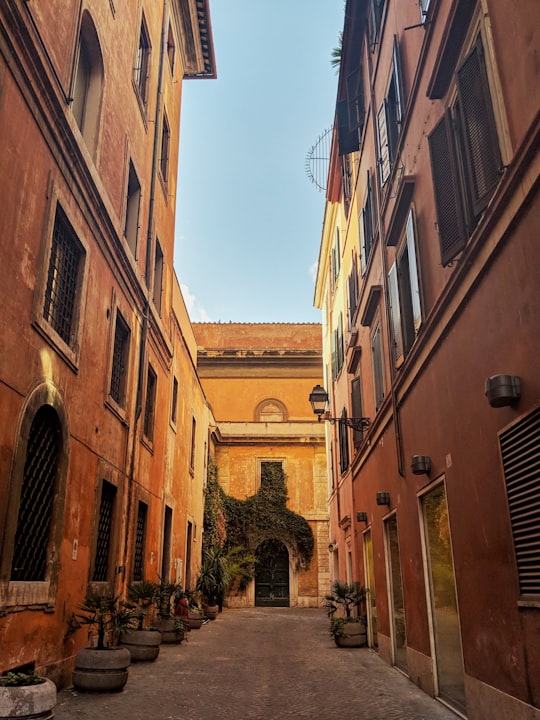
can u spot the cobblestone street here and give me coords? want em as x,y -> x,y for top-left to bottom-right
55,608 -> 458,720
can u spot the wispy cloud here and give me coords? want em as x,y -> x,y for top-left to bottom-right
181,284 -> 212,322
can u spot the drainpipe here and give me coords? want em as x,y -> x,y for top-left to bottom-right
122,0 -> 169,578
366,40 -> 405,479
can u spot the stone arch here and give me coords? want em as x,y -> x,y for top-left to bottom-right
255,398 -> 288,422
0,380 -> 69,608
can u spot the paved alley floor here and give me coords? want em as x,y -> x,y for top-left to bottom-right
55,607 -> 458,720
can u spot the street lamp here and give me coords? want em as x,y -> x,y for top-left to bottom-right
308,384 -> 371,432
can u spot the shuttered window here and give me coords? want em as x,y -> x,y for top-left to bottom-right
387,210 -> 422,367
499,407 -> 540,596
347,253 -> 360,327
337,66 -> 365,156
360,171 -> 375,275
338,409 -> 350,473
377,37 -> 404,187
351,377 -> 364,448
371,322 -> 385,410
428,34 -> 502,266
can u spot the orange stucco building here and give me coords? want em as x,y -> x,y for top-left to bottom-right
193,323 -> 329,607
0,0 -> 215,686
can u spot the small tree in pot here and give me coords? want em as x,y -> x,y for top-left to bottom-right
324,580 -> 367,647
72,590 -> 133,691
119,581 -> 162,661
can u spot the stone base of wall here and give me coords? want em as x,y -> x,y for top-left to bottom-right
406,646 -> 436,697
465,674 -> 540,720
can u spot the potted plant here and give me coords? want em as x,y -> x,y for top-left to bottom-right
119,580 -> 162,661
72,590 -> 132,691
324,580 -> 367,648
196,545 -> 256,618
153,580 -> 186,643
0,670 -> 56,720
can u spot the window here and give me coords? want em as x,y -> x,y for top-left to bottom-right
371,321 -> 385,410
367,0 -> 386,52
256,399 -> 287,422
337,63 -> 365,156
153,239 -> 164,313
359,170 -> 375,275
347,253 -> 360,327
341,153 -> 354,214
499,406 -> 540,596
143,365 -> 157,441
43,205 -> 85,347
377,38 -> 404,186
166,22 -> 175,73
133,501 -> 148,581
387,209 -> 422,367
72,11 -> 103,154
338,409 -> 350,473
10,406 -> 61,581
190,417 -> 196,473
260,461 -> 283,489
160,113 -> 170,183
428,34 -> 502,266
171,376 -> 178,424
93,480 -> 117,582
109,311 -> 130,408
331,313 -> 345,380
331,227 -> 341,293
134,17 -> 151,106
351,376 -> 364,448
419,0 -> 431,19
124,160 -> 141,255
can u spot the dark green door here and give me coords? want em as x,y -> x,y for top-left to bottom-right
255,539 -> 290,607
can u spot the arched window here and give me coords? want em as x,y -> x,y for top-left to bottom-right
11,406 -> 61,581
255,399 -> 288,422
72,11 -> 104,156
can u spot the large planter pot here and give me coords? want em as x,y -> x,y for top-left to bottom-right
72,647 -> 130,692
203,605 -> 219,621
335,622 -> 367,648
0,678 -> 56,719
119,629 -> 161,661
187,609 -> 203,629
154,617 -> 184,644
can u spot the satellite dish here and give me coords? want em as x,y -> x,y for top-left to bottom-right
305,126 -> 332,192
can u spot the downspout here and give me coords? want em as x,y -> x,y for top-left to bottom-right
122,1 -> 169,577
366,36 -> 406,478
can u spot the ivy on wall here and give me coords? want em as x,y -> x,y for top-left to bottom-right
203,459 -> 314,569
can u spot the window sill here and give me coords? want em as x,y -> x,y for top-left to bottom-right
141,435 -> 154,454
0,581 -> 52,610
105,397 -> 129,426
132,81 -> 149,130
32,318 -> 80,373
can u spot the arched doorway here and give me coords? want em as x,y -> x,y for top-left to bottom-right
255,539 -> 290,607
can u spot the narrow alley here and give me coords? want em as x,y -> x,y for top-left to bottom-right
54,608 -> 457,720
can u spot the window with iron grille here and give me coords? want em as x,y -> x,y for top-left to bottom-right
10,406 -> 61,581
143,365 -> 157,441
43,206 -> 84,346
160,113 -> 170,183
190,417 -> 196,472
133,501 -> 148,581
134,17 -> 150,105
171,376 -> 178,424
124,161 -> 141,255
109,311 -> 130,407
499,407 -> 540,596
93,480 -> 117,582
428,34 -> 502,266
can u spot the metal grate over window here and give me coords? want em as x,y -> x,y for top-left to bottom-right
499,407 -> 540,595
43,206 -> 83,345
11,406 -> 61,581
143,366 -> 157,440
110,313 -> 130,406
133,502 -> 147,581
93,481 -> 116,582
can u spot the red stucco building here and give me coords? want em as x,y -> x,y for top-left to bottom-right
314,0 -> 539,718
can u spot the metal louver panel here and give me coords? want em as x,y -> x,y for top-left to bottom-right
499,407 -> 540,595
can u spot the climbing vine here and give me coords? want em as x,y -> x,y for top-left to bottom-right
202,459 -> 314,569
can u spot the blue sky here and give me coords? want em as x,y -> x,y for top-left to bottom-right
173,0 -> 344,323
